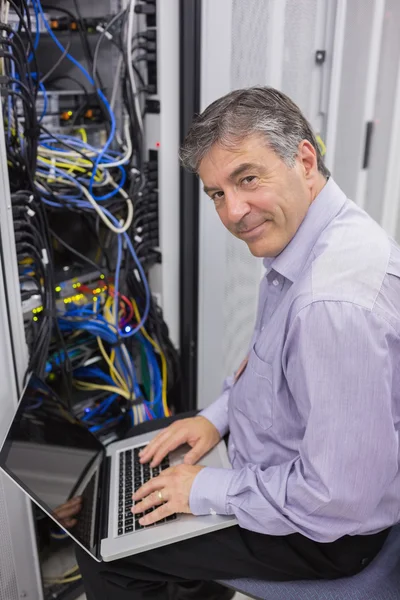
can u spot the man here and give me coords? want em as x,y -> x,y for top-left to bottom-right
76,87 -> 400,599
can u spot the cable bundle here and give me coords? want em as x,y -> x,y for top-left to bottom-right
1,0 -> 181,431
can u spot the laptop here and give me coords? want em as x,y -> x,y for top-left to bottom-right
0,373 -> 237,562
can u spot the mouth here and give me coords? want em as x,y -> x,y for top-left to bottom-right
239,220 -> 269,240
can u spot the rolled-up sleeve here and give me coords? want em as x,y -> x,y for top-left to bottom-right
190,301 -> 399,541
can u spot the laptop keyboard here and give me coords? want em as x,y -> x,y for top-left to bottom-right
117,445 -> 177,536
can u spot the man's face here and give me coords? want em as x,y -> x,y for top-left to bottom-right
198,135 -> 322,258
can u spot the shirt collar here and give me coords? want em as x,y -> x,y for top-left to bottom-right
263,178 -> 347,283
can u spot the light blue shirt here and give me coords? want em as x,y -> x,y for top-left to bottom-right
189,177 -> 400,542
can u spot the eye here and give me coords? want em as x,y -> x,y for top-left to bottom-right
241,175 -> 258,186
211,191 -> 224,201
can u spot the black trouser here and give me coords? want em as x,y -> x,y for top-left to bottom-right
76,414 -> 390,600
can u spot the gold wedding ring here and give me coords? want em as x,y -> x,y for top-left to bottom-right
157,490 -> 164,502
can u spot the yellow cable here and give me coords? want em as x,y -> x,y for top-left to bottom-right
131,299 -> 170,417
76,127 -> 88,143
103,294 -> 115,325
110,360 -> 126,390
73,380 -> 131,400
44,574 -> 82,585
97,337 -> 128,391
38,155 -> 103,182
60,565 -> 79,578
97,295 -> 138,419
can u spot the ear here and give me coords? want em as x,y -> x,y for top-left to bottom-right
297,140 -> 319,181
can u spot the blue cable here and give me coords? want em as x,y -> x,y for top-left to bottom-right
113,230 -> 151,338
38,158 -> 125,205
148,356 -> 163,415
33,0 -> 121,199
45,186 -> 151,336
74,366 -> 115,386
26,397 -> 43,411
58,318 -> 118,345
89,415 -> 123,433
82,393 -> 119,422
138,334 -> 163,416
8,61 -> 17,142
39,132 -> 124,161
99,393 -> 119,414
38,135 -> 121,166
28,1 -> 152,401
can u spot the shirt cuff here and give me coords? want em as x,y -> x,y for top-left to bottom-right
199,385 -> 232,438
189,467 -> 236,515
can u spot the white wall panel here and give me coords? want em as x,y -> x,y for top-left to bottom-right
197,0 -> 332,407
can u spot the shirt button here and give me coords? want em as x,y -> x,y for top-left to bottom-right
272,279 -> 279,286
261,326 -> 265,331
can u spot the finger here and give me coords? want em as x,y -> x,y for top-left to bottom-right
132,474 -> 168,501
69,496 -> 83,504
184,441 -> 207,465
62,518 -> 77,529
55,496 -> 82,513
54,503 -> 82,519
65,496 -> 82,504
139,502 -> 173,526
150,433 -> 187,468
131,490 -> 166,515
139,429 -> 170,463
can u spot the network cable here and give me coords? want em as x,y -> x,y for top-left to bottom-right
2,0 -> 178,434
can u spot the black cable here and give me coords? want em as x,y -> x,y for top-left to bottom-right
42,4 -> 108,123
4,78 -> 36,109
5,0 -> 39,93
5,1 -> 176,417
49,228 -> 103,273
42,4 -> 102,87
0,47 -> 26,82
46,74 -> 90,100
79,212 -> 112,272
17,0 -> 33,37
2,13 -> 55,382
40,37 -> 72,84
131,63 -> 146,89
71,0 -> 105,91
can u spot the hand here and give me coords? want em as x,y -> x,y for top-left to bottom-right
139,416 -> 220,467
52,496 -> 82,529
132,464 -> 204,525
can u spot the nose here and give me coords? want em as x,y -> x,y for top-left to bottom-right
224,190 -> 250,224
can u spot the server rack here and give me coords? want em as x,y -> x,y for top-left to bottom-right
0,0 -> 180,598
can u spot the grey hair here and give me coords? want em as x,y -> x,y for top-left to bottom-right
180,86 -> 330,178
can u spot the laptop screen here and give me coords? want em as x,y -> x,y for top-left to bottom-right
0,373 -> 104,556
